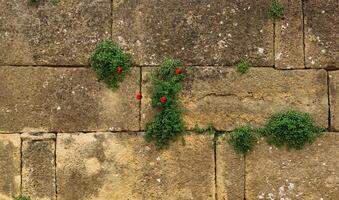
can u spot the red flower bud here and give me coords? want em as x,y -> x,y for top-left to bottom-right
136,94 -> 142,100
175,68 -> 182,75
117,67 -> 123,74
160,96 -> 167,104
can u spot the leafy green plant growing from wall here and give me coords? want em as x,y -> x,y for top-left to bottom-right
14,195 -> 31,200
90,40 -> 131,90
193,124 -> 223,145
269,0 -> 284,21
145,59 -> 185,148
228,125 -> 258,154
236,59 -> 250,74
29,0 -> 59,6
260,110 -> 324,150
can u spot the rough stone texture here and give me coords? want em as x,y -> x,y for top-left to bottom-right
113,0 -> 273,66
0,134 -> 20,200
246,133 -> 339,199
329,71 -> 339,131
275,0 -> 304,69
216,135 -> 244,200
141,67 -> 328,131
22,134 -> 56,200
0,67 -> 140,133
304,0 -> 339,69
57,133 -> 215,200
0,0 -> 110,66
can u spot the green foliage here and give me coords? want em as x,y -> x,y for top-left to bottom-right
269,0 -> 284,21
236,59 -> 250,74
14,195 -> 31,200
29,0 -> 58,6
261,110 -> 324,149
229,125 -> 258,154
145,59 -> 185,148
90,40 -> 131,90
29,0 -> 40,6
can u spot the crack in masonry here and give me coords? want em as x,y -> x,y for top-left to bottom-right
55,136 -> 58,200
111,0 -> 113,40
302,0 -> 307,68
327,71 -> 332,131
243,154 -> 246,200
196,92 -> 257,102
139,67 -> 142,131
214,133 -> 218,200
20,137 -> 23,195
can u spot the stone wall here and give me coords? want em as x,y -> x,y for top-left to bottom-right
0,0 -> 338,199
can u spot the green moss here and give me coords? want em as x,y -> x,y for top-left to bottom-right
192,124 -> 223,145
236,59 -> 250,74
90,40 -> 131,90
29,0 -> 40,6
14,195 -> 31,200
261,110 -> 324,149
269,0 -> 284,21
145,59 -> 185,148
229,125 -> 258,154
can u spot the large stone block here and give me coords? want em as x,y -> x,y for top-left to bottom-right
113,0 -> 273,66
216,135 -> 244,200
0,134 -> 21,200
0,67 -> 140,132
275,0 -> 304,69
56,133 -> 215,200
22,133 -> 56,200
0,0 -> 110,65
246,133 -> 339,199
141,67 -> 328,131
330,71 -> 339,131
304,0 -> 339,69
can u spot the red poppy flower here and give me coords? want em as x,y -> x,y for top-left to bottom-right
136,94 -> 142,100
175,68 -> 182,75
160,96 -> 167,104
117,67 -> 123,74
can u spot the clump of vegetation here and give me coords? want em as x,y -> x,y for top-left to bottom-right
90,40 -> 131,90
236,59 -> 250,74
193,124 -> 222,145
145,59 -> 185,148
29,0 -> 58,6
261,110 -> 324,149
229,125 -> 258,154
14,195 -> 31,200
269,0 -> 284,21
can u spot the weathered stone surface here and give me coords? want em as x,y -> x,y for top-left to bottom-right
0,0 -> 110,65
113,0 -> 273,66
0,67 -> 140,132
141,67 -> 328,131
216,135 -> 244,200
246,133 -> 339,199
304,0 -> 339,68
275,0 -> 304,69
329,71 -> 339,131
57,133 -> 215,200
22,134 -> 56,200
0,134 -> 20,200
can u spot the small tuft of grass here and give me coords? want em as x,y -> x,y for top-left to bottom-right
90,40 -> 131,90
269,0 -> 284,21
261,110 -> 324,149
145,59 -> 185,148
229,125 -> 258,155
193,124 -> 223,145
236,59 -> 250,74
14,195 -> 31,200
29,0 -> 40,6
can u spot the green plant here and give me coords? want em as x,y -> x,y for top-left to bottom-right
236,59 -> 250,74
229,125 -> 258,154
14,195 -> 31,200
29,0 -> 40,5
193,124 -> 223,145
145,59 -> 185,148
269,0 -> 284,21
90,40 -> 131,90
261,110 -> 324,149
